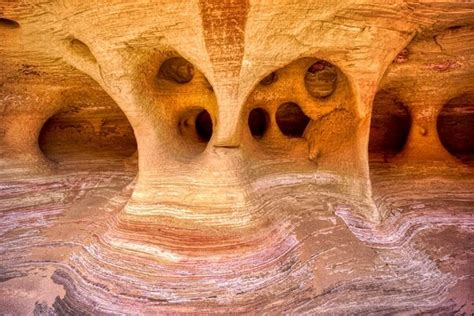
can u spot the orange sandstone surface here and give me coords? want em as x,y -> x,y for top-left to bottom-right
0,1 -> 473,314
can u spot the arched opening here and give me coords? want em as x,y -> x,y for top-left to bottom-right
369,90 -> 411,160
437,93 -> 474,164
276,102 -> 309,138
39,96 -> 137,170
248,108 -> 269,139
305,60 -> 338,99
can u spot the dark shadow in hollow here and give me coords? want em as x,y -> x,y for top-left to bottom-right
0,18 -> 20,29
305,60 -> 338,99
39,102 -> 137,169
248,108 -> 269,139
158,57 -> 194,84
437,93 -> 474,164
276,102 -> 309,138
195,109 -> 213,142
369,90 -> 411,160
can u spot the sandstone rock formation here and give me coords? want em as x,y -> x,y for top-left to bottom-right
0,1 -> 473,314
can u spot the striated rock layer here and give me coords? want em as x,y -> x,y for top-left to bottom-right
0,1 -> 473,315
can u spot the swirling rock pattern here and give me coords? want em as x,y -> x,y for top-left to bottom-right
0,1 -> 473,315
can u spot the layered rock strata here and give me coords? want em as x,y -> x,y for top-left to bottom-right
0,1 -> 473,314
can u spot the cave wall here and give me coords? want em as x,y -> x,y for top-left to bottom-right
0,1 -> 473,314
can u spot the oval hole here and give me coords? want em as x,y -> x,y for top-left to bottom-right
39,103 -> 137,169
248,108 -> 269,139
369,90 -> 411,158
195,110 -> 213,142
276,102 -> 310,137
158,57 -> 194,84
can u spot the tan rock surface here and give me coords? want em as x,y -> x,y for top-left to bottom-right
0,1 -> 473,314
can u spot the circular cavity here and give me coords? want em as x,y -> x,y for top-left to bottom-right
195,110 -> 213,142
248,108 -> 269,139
437,94 -> 474,163
260,72 -> 277,86
0,18 -> 20,29
158,57 -> 194,84
305,60 -> 338,99
369,90 -> 411,156
276,102 -> 310,138
448,25 -> 463,31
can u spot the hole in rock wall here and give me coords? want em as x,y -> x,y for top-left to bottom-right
0,18 -> 20,29
369,90 -> 411,159
39,97 -> 137,169
67,37 -> 97,64
152,52 -> 217,157
260,72 -> 278,86
178,108 -> 213,154
248,108 -> 269,139
158,57 -> 194,83
195,109 -> 213,142
437,93 -> 474,164
276,102 -> 310,138
305,60 -> 338,99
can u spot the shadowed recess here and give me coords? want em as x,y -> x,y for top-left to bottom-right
0,2 -> 473,315
276,102 -> 310,137
178,107 -> 213,153
260,72 -> 278,86
437,93 -> 474,164
305,60 -> 338,99
248,108 -> 269,139
158,57 -> 194,83
196,109 -> 213,142
39,101 -> 137,167
369,90 -> 411,158
67,37 -> 97,64
0,18 -> 20,29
